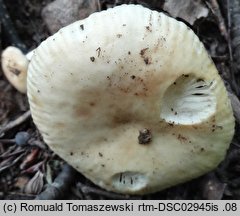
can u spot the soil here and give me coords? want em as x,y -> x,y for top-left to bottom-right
1,0 -> 240,200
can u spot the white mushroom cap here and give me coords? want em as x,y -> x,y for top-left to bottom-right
27,5 -> 235,194
1,46 -> 31,93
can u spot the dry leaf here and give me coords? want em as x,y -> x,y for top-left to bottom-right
14,176 -> 30,191
163,0 -> 209,25
24,171 -> 44,195
201,173 -> 226,200
21,160 -> 44,174
20,148 -> 39,170
42,0 -> 100,34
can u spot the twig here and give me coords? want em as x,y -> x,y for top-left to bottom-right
225,0 -> 236,94
0,153 -> 25,174
77,182 -> 141,200
227,0 -> 233,62
206,0 -> 228,41
211,55 -> 228,61
0,110 -> 31,136
96,0 -> 101,11
0,0 -> 27,51
0,148 -> 25,159
0,139 -> 15,144
28,139 -> 47,150
231,141 -> 240,148
3,192 -> 36,200
35,164 -> 77,200
0,145 -> 16,158
229,0 -> 240,70
219,0 -> 240,96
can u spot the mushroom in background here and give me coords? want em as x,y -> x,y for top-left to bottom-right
1,46 -> 33,93
26,4 -> 234,195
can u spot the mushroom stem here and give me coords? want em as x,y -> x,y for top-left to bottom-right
0,0 -> 27,52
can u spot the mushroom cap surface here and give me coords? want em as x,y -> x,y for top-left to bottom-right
1,46 -> 29,93
27,5 -> 235,194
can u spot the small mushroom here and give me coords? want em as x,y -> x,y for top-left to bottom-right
27,5 -> 234,194
1,46 -> 33,93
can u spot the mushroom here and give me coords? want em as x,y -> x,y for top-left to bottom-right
27,4 -> 234,194
1,46 -> 33,93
